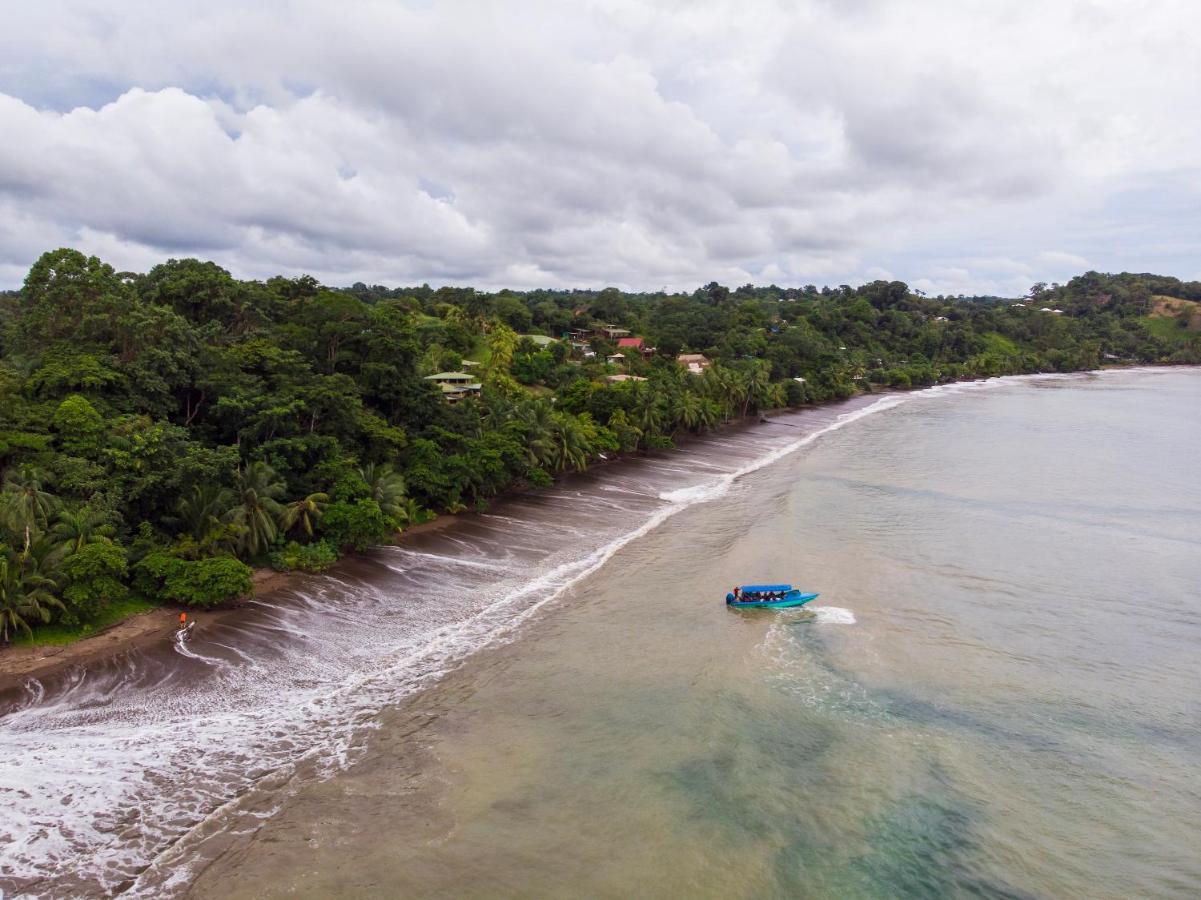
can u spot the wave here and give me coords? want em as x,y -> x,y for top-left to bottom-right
658,395 -> 910,507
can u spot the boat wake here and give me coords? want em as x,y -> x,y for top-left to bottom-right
809,606 -> 856,625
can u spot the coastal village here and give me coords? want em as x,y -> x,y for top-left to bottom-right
424,320 -> 711,402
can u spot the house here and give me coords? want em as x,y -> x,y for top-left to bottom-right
606,374 -> 647,383
616,336 -> 655,357
677,353 -> 711,374
424,371 -> 482,403
521,334 -> 558,347
606,353 -> 626,366
598,324 -> 631,340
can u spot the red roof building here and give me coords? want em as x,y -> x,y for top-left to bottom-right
616,337 -> 644,349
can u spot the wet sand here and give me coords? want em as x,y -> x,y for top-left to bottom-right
0,573 -> 287,694
0,519 -> 467,693
0,608 -> 216,694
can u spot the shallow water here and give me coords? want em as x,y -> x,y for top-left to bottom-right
3,370 -> 1200,898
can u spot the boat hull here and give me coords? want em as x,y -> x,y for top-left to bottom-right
726,591 -> 818,609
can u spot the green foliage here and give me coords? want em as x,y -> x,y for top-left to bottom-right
60,541 -> 128,623
0,546 -> 64,642
134,551 -> 253,608
52,394 -> 105,455
319,499 -> 392,551
270,540 -> 339,573
11,596 -> 155,647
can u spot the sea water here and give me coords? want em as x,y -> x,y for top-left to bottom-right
3,369 -> 1199,898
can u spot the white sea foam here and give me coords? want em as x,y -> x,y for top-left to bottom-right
657,395 -> 910,508
810,606 -> 857,625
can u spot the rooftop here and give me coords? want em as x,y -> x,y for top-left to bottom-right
424,371 -> 475,382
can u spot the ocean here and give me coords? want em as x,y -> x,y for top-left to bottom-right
2,368 -> 1199,898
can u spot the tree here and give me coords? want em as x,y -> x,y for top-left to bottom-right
134,551 -> 253,608
14,248 -> 131,352
2,465 -> 58,554
487,322 -> 520,374
279,492 -> 329,538
320,499 -> 391,550
225,461 -> 285,557
549,413 -> 590,473
0,548 -> 63,642
177,483 -> 234,542
359,463 -> 408,523
60,541 -> 128,622
513,399 -> 556,469
52,506 -> 115,554
676,392 -> 703,432
52,394 -> 105,455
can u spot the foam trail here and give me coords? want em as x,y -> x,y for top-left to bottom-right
659,395 -> 909,507
173,628 -> 231,669
810,606 -> 857,625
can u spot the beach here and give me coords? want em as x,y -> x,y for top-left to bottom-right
3,369 -> 1200,898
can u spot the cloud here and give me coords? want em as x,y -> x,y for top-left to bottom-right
0,0 -> 1198,293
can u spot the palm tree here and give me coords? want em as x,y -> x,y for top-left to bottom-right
51,507 -> 115,554
359,463 -> 407,522
0,549 -> 63,643
635,394 -> 668,444
2,465 -> 58,554
699,398 -> 723,430
726,371 -> 751,419
676,392 -> 703,432
225,462 -> 285,557
279,492 -> 329,538
745,363 -> 773,416
514,400 -> 556,469
177,483 -> 234,540
549,414 -> 589,473
396,497 -> 425,527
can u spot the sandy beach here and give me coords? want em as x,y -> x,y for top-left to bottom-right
0,507 -> 485,692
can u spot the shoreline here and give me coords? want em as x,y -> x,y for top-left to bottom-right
0,364 -> 1185,693
0,525 -> 463,694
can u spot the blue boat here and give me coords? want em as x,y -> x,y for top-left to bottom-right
725,583 -> 819,609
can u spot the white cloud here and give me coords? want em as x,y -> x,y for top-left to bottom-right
0,0 -> 1198,293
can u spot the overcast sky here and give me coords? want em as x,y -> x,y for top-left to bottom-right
1,0 -> 1198,295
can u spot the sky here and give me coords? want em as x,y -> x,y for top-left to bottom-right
1,0 -> 1198,296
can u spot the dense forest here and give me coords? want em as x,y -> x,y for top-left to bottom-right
1,249 -> 1199,641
